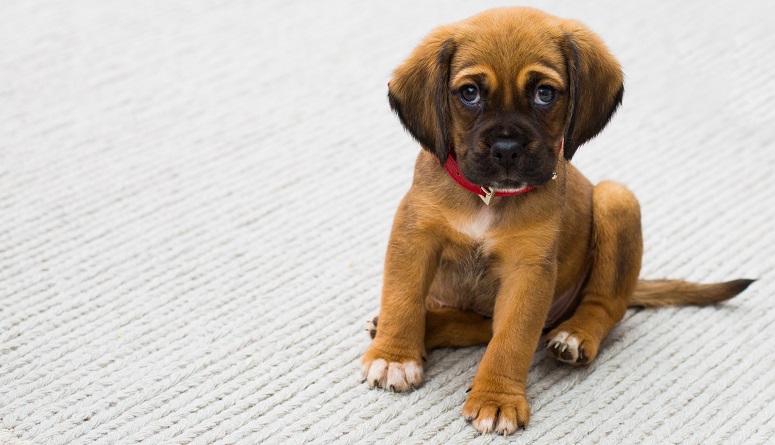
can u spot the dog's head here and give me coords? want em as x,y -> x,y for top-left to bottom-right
388,8 -> 623,190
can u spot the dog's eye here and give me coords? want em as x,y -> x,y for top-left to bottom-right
534,86 -> 556,105
459,85 -> 481,105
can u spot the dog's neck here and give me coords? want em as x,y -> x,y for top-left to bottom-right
441,138 -> 563,205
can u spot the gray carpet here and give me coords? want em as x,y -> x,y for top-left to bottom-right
0,1 -> 773,444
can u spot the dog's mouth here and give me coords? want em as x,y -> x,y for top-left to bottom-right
488,178 -> 530,191
455,143 -> 557,190
464,164 -> 553,190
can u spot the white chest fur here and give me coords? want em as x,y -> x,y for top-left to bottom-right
453,207 -> 494,240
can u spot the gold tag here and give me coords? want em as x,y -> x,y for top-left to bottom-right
479,187 -> 494,205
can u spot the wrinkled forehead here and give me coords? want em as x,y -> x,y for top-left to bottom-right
449,16 -> 567,97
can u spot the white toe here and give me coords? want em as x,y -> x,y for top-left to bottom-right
366,358 -> 388,388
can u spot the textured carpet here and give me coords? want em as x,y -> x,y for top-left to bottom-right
1,1 -> 773,444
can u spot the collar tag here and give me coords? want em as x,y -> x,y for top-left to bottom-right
479,186 -> 494,205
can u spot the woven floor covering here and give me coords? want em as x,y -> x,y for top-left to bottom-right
1,1 -> 773,444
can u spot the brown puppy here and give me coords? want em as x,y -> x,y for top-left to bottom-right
362,7 -> 753,436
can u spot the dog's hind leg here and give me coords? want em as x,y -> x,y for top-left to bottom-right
368,307 -> 492,350
545,181 -> 643,365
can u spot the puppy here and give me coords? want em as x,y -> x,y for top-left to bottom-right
362,7 -> 753,436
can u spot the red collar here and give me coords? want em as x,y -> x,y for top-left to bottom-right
443,154 -> 534,205
441,139 -> 563,205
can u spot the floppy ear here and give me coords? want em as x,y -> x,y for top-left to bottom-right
561,21 -> 624,160
388,26 -> 456,165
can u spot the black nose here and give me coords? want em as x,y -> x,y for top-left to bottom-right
490,139 -> 522,168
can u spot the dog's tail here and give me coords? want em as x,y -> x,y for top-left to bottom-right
628,279 -> 755,308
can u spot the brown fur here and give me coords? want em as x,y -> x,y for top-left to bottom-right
630,279 -> 754,307
362,7 -> 753,436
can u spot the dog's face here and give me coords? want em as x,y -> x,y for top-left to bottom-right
446,19 -> 571,189
388,8 -> 624,189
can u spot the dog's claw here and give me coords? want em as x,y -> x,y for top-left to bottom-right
365,316 -> 379,340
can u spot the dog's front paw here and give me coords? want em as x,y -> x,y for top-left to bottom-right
361,358 -> 422,392
545,328 -> 596,365
362,340 -> 423,392
462,387 -> 530,435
